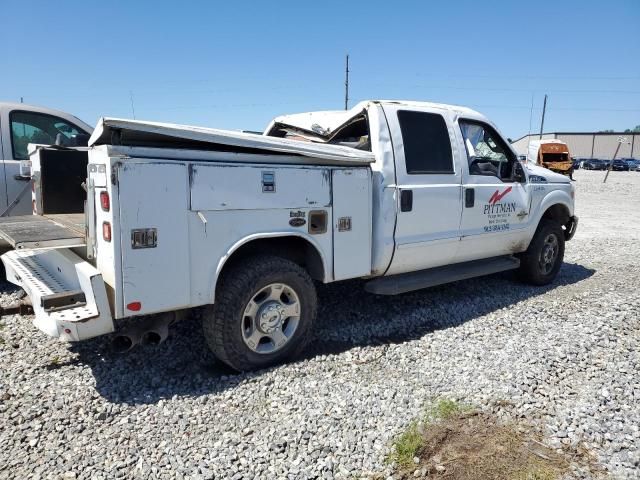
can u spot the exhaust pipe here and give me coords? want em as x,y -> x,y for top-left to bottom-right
112,332 -> 140,353
112,311 -> 179,352
140,315 -> 172,346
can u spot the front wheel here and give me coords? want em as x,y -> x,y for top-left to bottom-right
203,254 -> 317,371
518,220 -> 565,286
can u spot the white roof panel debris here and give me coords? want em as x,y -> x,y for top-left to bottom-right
89,118 -> 375,164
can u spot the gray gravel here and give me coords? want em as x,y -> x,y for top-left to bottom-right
1,169 -> 639,479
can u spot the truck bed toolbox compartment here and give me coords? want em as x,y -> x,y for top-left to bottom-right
0,214 -> 85,250
1,248 -> 113,341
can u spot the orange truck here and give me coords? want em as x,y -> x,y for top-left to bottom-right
527,140 -> 574,177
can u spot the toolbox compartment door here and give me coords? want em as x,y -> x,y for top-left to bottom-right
332,168 -> 372,280
117,161 -> 190,315
189,163 -> 331,211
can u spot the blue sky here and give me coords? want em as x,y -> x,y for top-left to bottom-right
1,0 -> 638,139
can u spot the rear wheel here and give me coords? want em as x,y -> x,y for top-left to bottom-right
518,220 -> 564,286
203,255 -> 317,371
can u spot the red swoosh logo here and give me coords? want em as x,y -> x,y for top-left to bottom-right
489,186 -> 512,205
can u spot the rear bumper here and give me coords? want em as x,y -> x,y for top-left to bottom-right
1,248 -> 114,341
564,215 -> 578,241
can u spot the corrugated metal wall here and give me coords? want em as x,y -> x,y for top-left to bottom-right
512,133 -> 640,159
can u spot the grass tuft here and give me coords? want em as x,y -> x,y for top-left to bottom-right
387,421 -> 423,468
426,398 -> 468,421
385,398 -> 601,479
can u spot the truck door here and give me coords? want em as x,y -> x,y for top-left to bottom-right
383,105 -> 463,275
0,108 -> 9,212
2,110 -> 89,216
456,119 -> 531,262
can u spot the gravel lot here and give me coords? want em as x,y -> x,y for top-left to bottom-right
1,169 -> 639,479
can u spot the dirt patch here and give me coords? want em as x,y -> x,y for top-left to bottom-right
389,402 -> 603,479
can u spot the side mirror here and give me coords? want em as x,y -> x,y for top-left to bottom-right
513,162 -> 526,183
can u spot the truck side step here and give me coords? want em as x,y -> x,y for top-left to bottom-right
365,255 -> 521,295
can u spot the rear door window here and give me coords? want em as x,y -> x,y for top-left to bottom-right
397,110 -> 454,174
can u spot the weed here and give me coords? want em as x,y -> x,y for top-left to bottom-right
388,421 -> 423,468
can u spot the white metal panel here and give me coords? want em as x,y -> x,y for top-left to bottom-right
91,153 -> 122,317
118,161 -> 190,315
90,118 -> 374,164
368,103 -> 399,276
190,164 -> 331,211
186,208 -> 333,305
332,168 -> 372,280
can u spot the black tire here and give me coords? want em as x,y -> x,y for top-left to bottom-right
518,220 -> 565,286
203,254 -> 317,371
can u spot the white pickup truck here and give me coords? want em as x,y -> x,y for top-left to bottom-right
0,100 -> 577,371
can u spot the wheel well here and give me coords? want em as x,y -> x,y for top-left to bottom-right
542,204 -> 570,225
219,236 -> 325,283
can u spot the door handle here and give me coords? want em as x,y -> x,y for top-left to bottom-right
465,188 -> 475,208
400,189 -> 413,212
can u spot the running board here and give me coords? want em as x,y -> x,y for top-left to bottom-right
365,255 -> 520,295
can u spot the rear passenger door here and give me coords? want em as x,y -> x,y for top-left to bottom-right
384,105 -> 463,275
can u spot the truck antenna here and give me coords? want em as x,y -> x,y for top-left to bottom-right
129,90 -> 137,119
344,54 -> 349,110
538,94 -> 548,139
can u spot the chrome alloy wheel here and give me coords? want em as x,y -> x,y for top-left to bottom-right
539,233 -> 559,275
241,283 -> 301,354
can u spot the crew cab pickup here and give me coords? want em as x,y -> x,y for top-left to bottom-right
0,100 -> 578,371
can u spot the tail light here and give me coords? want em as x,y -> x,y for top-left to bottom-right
102,222 -> 112,242
100,191 -> 110,211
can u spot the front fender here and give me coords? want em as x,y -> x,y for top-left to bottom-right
530,188 -> 574,228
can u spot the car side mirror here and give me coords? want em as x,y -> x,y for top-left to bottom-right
513,162 -> 526,183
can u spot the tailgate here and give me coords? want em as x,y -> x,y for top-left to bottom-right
0,213 -> 85,250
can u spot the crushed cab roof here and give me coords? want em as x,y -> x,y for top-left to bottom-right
89,118 -> 374,164
266,100 -> 485,139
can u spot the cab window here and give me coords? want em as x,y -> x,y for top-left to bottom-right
10,111 -> 86,160
397,110 -> 454,174
459,120 -> 515,180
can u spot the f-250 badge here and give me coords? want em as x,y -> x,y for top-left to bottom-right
289,210 -> 306,227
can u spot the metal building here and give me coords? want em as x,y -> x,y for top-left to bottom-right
511,132 -> 640,159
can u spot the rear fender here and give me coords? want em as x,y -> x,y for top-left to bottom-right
211,232 -> 330,303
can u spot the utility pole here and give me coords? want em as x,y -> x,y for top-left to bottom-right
603,136 -> 628,183
538,94 -> 547,139
344,54 -> 349,110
